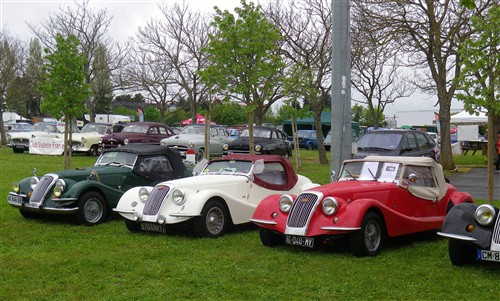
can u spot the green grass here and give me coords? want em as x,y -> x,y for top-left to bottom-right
1,148 -> 499,300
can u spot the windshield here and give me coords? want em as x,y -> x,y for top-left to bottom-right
80,124 -> 109,135
200,160 -> 255,176
33,123 -> 57,132
122,124 -> 148,133
357,132 -> 402,150
181,126 -> 205,135
297,131 -> 310,138
94,151 -> 137,168
339,161 -> 401,182
240,128 -> 271,138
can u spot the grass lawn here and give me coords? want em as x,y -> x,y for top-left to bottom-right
1,147 -> 498,300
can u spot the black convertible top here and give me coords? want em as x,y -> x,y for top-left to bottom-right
104,144 -> 177,156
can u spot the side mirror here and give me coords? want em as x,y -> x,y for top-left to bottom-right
330,170 -> 337,183
400,173 -> 417,188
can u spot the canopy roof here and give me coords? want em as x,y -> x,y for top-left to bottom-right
450,110 -> 487,124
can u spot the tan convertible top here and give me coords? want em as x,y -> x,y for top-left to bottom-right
346,156 -> 447,201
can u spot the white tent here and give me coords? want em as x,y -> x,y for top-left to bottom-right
450,110 -> 487,124
2,112 -> 29,123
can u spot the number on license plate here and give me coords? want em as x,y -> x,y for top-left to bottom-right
478,250 -> 500,262
140,223 -> 167,234
285,235 -> 314,248
8,195 -> 23,204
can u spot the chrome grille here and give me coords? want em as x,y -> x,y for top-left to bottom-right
492,213 -> 500,245
287,193 -> 319,228
143,185 -> 170,215
30,175 -> 56,204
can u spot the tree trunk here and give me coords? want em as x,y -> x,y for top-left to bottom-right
313,110 -> 328,165
291,120 -> 301,171
437,87 -> 455,170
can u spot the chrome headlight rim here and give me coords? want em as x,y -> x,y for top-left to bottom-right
255,144 -> 262,152
53,179 -> 66,197
13,182 -> 20,193
188,141 -> 195,149
81,137 -> 86,143
279,195 -> 294,213
322,197 -> 338,216
223,144 -> 229,151
29,177 -> 39,190
124,138 -> 129,145
172,189 -> 185,206
475,204 -> 496,226
138,187 -> 150,202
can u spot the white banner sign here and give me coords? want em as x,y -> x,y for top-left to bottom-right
29,137 -> 64,155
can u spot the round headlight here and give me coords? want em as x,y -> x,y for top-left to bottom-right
81,137 -> 86,143
255,144 -> 262,152
160,141 -> 166,146
279,195 -> 294,213
98,138 -> 103,144
138,187 -> 150,202
223,144 -> 229,151
29,177 -> 39,190
172,189 -> 185,205
322,197 -> 338,216
53,179 -> 66,197
475,204 -> 496,226
124,139 -> 129,145
188,142 -> 194,148
13,182 -> 20,193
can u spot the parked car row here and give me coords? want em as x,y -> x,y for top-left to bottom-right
8,150 -> 493,267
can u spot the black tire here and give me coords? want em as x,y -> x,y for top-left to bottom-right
89,145 -> 99,156
193,200 -> 228,238
259,228 -> 283,247
196,149 -> 205,162
13,147 -> 24,154
306,142 -> 313,150
125,219 -> 141,232
77,191 -> 107,226
19,209 -> 37,219
448,239 -> 476,266
349,212 -> 384,257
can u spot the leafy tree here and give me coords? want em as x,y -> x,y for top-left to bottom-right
0,32 -> 22,145
144,106 -> 161,122
90,43 -> 113,114
112,106 -> 137,121
200,0 -> 284,153
203,101 -> 247,126
38,34 -> 89,169
455,5 -> 499,203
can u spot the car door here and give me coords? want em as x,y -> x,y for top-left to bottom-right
210,128 -> 228,155
414,132 -> 435,158
400,132 -> 420,157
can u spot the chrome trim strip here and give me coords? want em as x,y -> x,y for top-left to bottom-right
437,232 -> 477,242
321,226 -> 361,231
249,218 -> 277,225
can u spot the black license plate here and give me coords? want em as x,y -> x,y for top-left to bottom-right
285,235 -> 314,248
140,222 -> 167,234
477,249 -> 500,262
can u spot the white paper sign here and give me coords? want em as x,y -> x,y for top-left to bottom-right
29,137 -> 64,155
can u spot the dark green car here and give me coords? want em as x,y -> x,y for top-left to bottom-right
7,144 -> 189,226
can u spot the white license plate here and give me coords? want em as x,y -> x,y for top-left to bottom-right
8,195 -> 23,204
140,222 -> 167,234
285,235 -> 314,248
478,250 -> 500,262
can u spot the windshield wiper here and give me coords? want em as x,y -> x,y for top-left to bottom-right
367,168 -> 377,181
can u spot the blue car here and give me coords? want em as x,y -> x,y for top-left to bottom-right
292,130 -> 318,150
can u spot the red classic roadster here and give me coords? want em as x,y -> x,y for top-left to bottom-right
250,156 -> 474,256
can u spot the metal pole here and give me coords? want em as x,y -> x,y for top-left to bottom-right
330,0 -> 352,178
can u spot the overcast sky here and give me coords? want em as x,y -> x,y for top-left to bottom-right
0,0 -> 463,126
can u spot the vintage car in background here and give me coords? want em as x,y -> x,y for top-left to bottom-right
250,156 -> 473,257
98,122 -> 175,153
7,144 -> 189,226
354,129 -> 439,162
224,126 -> 292,157
290,130 -> 319,150
160,124 -> 232,162
7,122 -> 79,153
6,122 -> 33,132
114,154 -> 318,237
71,123 -> 116,156
438,203 -> 499,266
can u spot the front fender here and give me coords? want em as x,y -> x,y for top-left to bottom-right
114,186 -> 153,219
439,203 -> 491,249
62,180 -> 123,207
